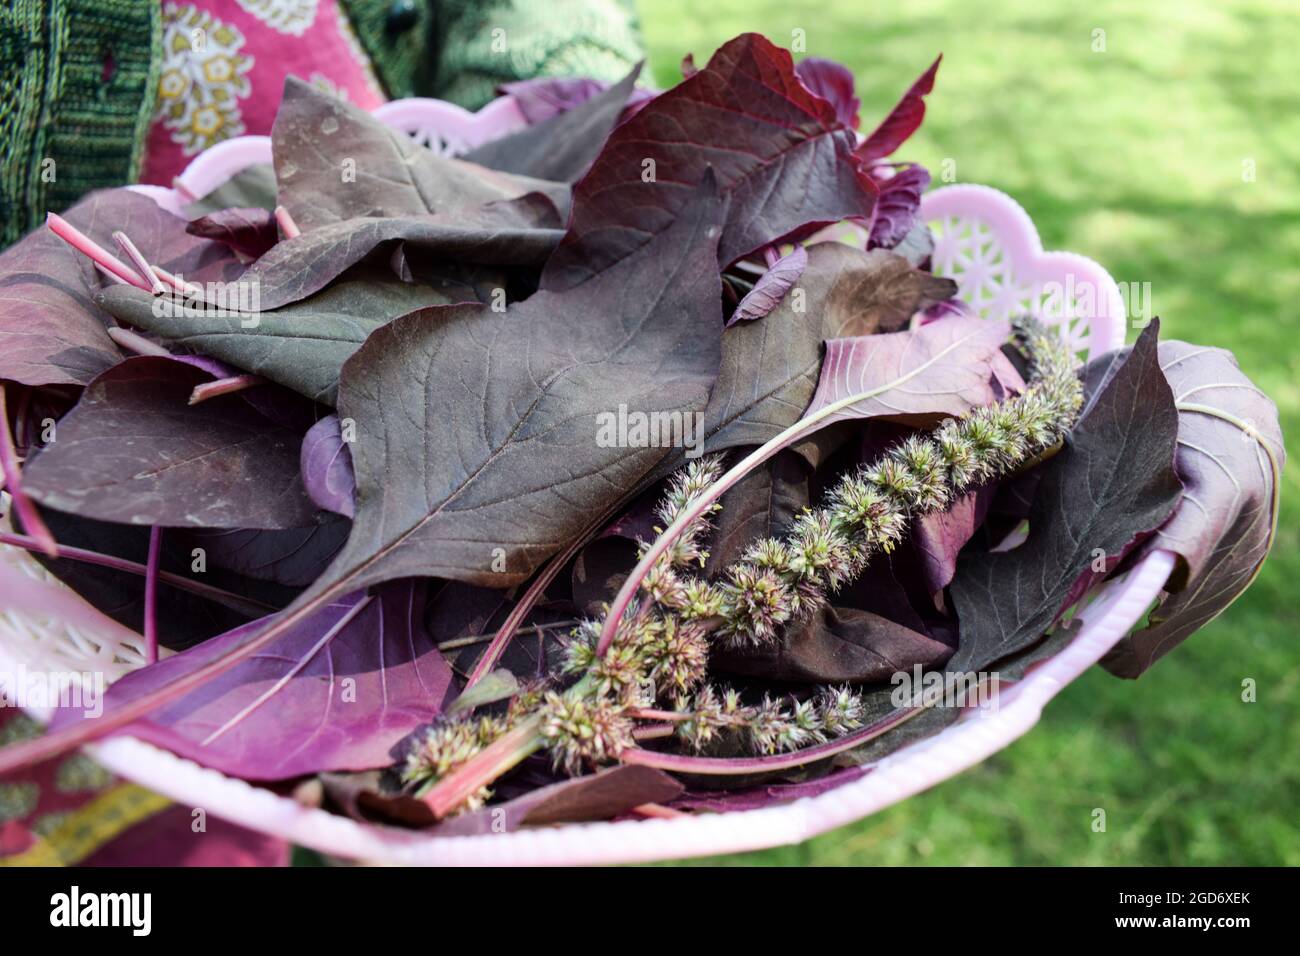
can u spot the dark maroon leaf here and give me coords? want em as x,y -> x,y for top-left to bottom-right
715,603 -> 953,683
186,207 -> 279,260
180,519 -> 350,589
433,765 -> 684,835
463,64 -> 642,182
301,415 -> 355,518
302,175 -> 725,593
20,506 -> 289,648
0,227 -> 118,387
272,77 -> 570,232
856,56 -> 941,162
705,450 -> 810,573
425,580 -> 570,682
1102,341 -> 1285,677
241,197 -> 564,310
912,486 -> 995,593
795,57 -> 861,128
843,537 -> 958,646
24,357 -> 319,529
542,33 -> 878,290
726,245 -> 808,326
500,76 -> 608,123
571,535 -> 640,618
867,164 -> 930,251
50,582 -> 453,780
949,321 -> 1183,673
677,244 -> 956,471
99,274 -> 457,403
0,190 -> 238,387
673,766 -> 868,812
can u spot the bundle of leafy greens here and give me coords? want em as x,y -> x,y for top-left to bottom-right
0,34 -> 1283,830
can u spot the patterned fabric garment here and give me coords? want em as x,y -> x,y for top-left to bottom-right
0,709 -> 288,866
139,0 -> 387,186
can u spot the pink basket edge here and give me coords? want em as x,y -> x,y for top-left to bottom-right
73,550 -> 1174,865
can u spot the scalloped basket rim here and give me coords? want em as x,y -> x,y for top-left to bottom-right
3,94 -> 1161,865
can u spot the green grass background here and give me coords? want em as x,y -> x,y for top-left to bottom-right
636,0 -> 1300,865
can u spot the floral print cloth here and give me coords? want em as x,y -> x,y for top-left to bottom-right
0,709 -> 287,866
140,0 -> 387,186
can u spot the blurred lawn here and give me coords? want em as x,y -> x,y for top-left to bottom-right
637,0 -> 1300,865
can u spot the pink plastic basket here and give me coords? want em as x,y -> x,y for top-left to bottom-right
0,95 -> 1173,865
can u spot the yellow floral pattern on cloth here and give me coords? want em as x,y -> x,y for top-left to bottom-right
155,3 -> 256,156
236,0 -> 319,37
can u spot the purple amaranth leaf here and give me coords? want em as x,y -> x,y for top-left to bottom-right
240,196 -> 563,311
500,75 -> 655,124
23,356 -> 319,530
726,245 -> 808,327
856,55 -> 942,163
425,579 -> 570,682
272,78 -> 570,233
913,485 -> 995,594
463,64 -> 642,183
180,520 -> 349,589
672,766 -> 869,812
186,207 -> 279,260
795,57 -> 861,129
542,33 -> 879,291
704,450 -> 810,573
867,164 -> 931,251
300,415 -> 355,518
19,506 -> 290,648
50,582 -> 453,780
298,175 -> 726,592
431,765 -> 684,835
806,315 -> 1014,428
658,245 -> 954,479
500,76 -> 608,123
715,603 -> 953,683
99,273 -> 457,404
919,296 -> 973,325
0,190 -> 239,388
949,321 -> 1183,673
1101,341 -> 1285,678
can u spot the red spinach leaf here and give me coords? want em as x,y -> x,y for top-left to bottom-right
300,414 -> 356,518
99,274 -> 457,404
24,357 -> 319,529
1102,341 -> 1285,677
726,245 -> 808,326
463,63 -> 643,182
682,244 -> 956,469
0,190 -> 238,387
314,176 -> 726,591
50,582 -> 453,780
856,56 -> 942,163
272,77 -> 569,231
542,33 -> 878,290
948,321 -> 1183,673
186,207 -> 279,260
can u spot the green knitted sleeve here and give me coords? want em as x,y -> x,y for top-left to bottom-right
428,0 -> 644,110
0,0 -> 160,247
